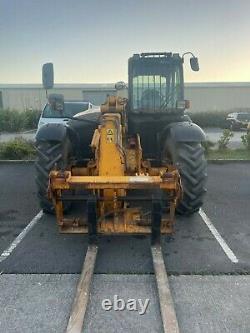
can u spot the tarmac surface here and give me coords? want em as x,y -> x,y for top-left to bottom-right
0,162 -> 249,332
0,129 -> 36,143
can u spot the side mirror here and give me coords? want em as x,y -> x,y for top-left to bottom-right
48,94 -> 64,112
190,57 -> 199,71
42,63 -> 54,89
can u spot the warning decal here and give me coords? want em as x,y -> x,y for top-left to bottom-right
106,128 -> 115,143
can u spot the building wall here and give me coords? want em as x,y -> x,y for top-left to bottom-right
185,86 -> 250,112
1,88 -> 45,110
0,85 -> 117,111
82,89 -> 116,105
0,83 -> 250,112
0,88 -> 84,111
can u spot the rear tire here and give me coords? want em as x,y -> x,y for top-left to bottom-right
35,140 -> 72,214
164,141 -> 207,215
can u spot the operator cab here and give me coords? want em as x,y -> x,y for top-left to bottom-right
127,52 -> 199,160
128,52 -> 198,114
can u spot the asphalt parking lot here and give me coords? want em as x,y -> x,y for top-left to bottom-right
0,162 -> 250,332
0,130 -> 36,143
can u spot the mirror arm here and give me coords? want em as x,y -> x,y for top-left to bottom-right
182,52 -> 195,60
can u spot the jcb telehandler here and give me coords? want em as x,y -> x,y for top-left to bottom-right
35,52 -> 207,241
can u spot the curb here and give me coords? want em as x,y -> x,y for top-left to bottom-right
21,129 -> 36,134
0,160 -> 35,163
208,159 -> 250,164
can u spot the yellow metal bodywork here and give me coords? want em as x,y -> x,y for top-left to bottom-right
97,113 -> 125,214
49,96 -> 182,234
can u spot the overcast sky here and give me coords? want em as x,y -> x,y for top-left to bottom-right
0,0 -> 249,83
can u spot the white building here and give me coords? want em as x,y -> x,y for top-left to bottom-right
0,82 -> 250,112
185,82 -> 250,112
0,84 -> 116,111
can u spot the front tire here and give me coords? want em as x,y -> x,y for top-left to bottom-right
164,141 -> 207,215
35,140 -> 72,214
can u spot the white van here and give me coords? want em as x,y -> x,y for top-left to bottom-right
37,101 -> 95,130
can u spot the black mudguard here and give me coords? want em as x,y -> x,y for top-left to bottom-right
35,122 -> 95,160
35,123 -> 81,155
36,123 -> 81,145
35,123 -> 69,142
162,121 -> 206,143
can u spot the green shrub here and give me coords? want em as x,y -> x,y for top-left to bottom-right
23,109 -> 41,130
187,110 -> 229,128
218,129 -> 234,150
0,109 -> 41,132
241,132 -> 250,150
0,138 -> 35,159
0,109 -> 21,132
202,140 -> 215,155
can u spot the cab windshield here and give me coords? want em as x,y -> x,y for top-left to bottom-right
132,67 -> 182,112
42,103 -> 89,118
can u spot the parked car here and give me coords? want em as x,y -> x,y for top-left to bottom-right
37,101 -> 96,130
225,112 -> 250,131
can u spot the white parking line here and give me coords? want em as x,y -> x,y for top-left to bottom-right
0,210 -> 43,263
199,208 -> 238,263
